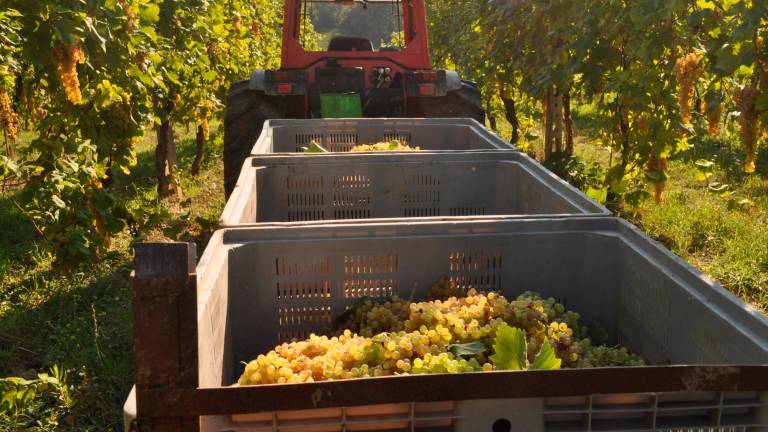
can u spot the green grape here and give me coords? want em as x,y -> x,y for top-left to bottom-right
575,339 -> 645,368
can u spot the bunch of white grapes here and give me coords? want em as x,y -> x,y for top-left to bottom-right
237,284 -> 643,386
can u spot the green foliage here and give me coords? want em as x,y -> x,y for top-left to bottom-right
428,0 -> 767,206
490,324 -> 561,371
0,9 -> 21,92
0,366 -> 72,429
1,0 -> 282,267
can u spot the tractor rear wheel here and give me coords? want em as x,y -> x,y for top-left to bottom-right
223,80 -> 283,197
408,80 -> 485,124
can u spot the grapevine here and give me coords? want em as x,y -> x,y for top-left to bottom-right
673,52 -> 704,127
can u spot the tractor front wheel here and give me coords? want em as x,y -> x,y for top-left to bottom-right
223,80 -> 283,197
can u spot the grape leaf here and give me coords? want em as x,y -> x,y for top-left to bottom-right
302,140 -> 329,153
490,324 -> 527,370
530,341 -> 562,370
448,341 -> 488,357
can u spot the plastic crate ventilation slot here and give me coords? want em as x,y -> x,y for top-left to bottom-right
293,129 -> 413,152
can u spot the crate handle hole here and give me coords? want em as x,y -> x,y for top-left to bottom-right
492,418 -> 511,432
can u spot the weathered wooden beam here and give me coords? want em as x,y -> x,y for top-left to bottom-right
132,242 -> 199,432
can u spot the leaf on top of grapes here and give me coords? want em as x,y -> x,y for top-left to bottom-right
490,324 -> 526,370
302,140 -> 329,153
448,341 -> 487,357
530,341 -> 562,370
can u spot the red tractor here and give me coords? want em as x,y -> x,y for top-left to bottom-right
223,0 -> 484,195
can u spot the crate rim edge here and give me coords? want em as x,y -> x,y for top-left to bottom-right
220,151 -> 612,227
249,117 -> 517,156
134,365 -> 768,418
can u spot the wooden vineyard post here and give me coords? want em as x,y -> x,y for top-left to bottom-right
132,242 -> 199,432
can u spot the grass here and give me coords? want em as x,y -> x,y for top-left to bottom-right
0,123 -> 224,430
626,139 -> 768,312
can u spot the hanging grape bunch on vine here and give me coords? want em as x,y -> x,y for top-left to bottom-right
673,52 -> 704,128
734,84 -> 760,173
647,155 -> 669,204
707,102 -> 723,139
0,90 -> 18,145
52,40 -> 86,105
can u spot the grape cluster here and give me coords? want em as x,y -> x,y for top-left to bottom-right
350,140 -> 419,152
334,296 -> 410,337
238,286 -> 644,386
426,277 -> 465,300
232,15 -> 243,34
0,91 -> 19,142
118,0 -> 136,35
52,41 -> 86,105
673,52 -> 704,127
647,154 -> 669,203
707,103 -> 722,139
411,353 -> 483,374
734,85 -> 759,173
575,340 -> 644,368
238,328 -> 490,385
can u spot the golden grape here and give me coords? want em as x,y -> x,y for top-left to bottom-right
238,287 -> 644,386
734,85 -> 759,173
647,155 -> 668,203
52,42 -> 86,105
0,91 -> 19,142
707,103 -> 722,139
232,15 -> 242,34
349,140 -> 419,152
673,52 -> 704,127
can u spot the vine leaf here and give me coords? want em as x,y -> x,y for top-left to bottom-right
490,324 -> 527,370
531,340 -> 562,370
448,341 -> 487,357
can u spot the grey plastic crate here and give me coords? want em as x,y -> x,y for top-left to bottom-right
220,151 -> 610,226
250,118 -> 515,154
126,218 -> 768,432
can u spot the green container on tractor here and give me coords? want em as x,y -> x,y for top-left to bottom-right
223,0 -> 485,196
320,93 -> 363,118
